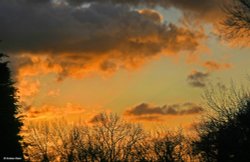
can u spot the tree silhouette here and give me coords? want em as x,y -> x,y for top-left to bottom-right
0,53 -> 23,160
24,113 -> 147,162
25,122 -> 53,162
24,113 -> 202,161
147,127 -> 198,162
88,113 -> 146,162
222,0 -> 250,44
193,84 -> 250,162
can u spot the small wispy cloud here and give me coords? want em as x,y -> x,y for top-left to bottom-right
202,60 -> 232,71
187,70 -> 209,88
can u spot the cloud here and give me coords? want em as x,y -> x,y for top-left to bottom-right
130,115 -> 163,122
202,60 -> 232,71
90,112 -> 162,124
67,0 -> 218,12
47,88 -> 60,97
17,79 -> 41,102
23,103 -> 86,120
66,0 -> 225,22
1,0 -> 205,81
124,102 -> 204,117
1,1 -> 203,54
10,55 -> 63,84
187,70 -> 209,88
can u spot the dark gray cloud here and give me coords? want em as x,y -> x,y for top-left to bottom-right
125,102 -> 204,116
66,0 -> 225,21
67,0 -> 217,12
1,0 -> 206,80
1,1 -> 203,54
187,70 -> 210,88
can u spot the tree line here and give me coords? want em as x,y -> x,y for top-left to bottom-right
23,113 -> 195,162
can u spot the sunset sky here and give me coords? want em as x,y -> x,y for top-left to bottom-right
1,0 -> 249,130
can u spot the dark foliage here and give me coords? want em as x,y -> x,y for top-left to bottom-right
152,130 -> 189,162
0,53 -> 23,160
193,85 -> 250,162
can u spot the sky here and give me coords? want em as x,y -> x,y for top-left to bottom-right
1,0 -> 249,130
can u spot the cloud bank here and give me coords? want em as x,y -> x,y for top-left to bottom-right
66,0 -> 222,19
0,0 -> 232,107
0,0 -> 207,83
1,1 -> 203,55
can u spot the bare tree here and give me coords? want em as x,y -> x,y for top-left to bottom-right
49,120 -> 81,162
151,129 -> 193,162
89,113 -> 146,162
24,122 -> 55,162
193,83 -> 250,162
24,113 -> 201,162
23,113 -> 147,162
222,0 -> 250,45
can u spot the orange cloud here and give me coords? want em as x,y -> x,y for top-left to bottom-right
202,60 -> 232,71
138,9 -> 163,23
17,79 -> 40,102
47,89 -> 60,97
15,54 -> 63,79
23,103 -> 86,120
